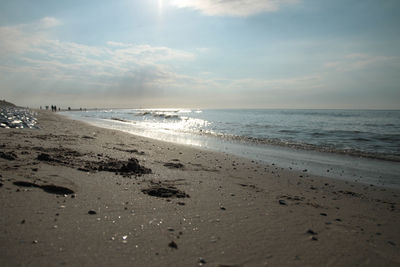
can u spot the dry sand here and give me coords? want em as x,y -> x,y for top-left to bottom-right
0,110 -> 399,266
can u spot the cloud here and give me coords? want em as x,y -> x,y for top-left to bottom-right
0,16 -> 62,54
169,0 -> 298,17
0,17 -> 327,108
38,17 -> 61,28
0,17 -> 197,101
324,53 -> 398,72
226,75 -> 323,91
106,41 -> 131,47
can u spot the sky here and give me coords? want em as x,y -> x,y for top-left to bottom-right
0,0 -> 399,109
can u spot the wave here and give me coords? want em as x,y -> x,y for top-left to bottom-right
135,111 -> 182,120
352,137 -> 371,142
281,110 -> 361,118
195,130 -> 400,162
279,129 -> 299,134
110,117 -> 132,123
378,135 -> 400,142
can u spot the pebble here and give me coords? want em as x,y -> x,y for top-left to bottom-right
198,257 -> 206,266
0,107 -> 38,129
278,200 -> 287,205
307,229 -> 317,235
88,210 -> 97,215
168,241 -> 178,249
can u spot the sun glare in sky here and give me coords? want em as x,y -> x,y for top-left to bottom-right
158,0 -> 163,11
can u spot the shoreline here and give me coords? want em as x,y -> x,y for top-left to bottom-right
1,110 -> 399,266
62,111 -> 400,189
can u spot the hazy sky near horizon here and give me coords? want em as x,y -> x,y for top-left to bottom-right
0,0 -> 399,109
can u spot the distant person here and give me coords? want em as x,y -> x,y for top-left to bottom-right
40,106 -> 42,110
68,107 -> 71,111
46,106 -> 49,110
54,105 -> 57,112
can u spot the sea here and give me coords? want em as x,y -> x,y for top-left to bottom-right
62,109 -> 400,188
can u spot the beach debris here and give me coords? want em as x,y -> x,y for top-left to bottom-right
82,157 -> 151,176
88,210 -> 97,215
198,257 -> 207,266
37,153 -> 54,162
33,147 -> 150,177
168,241 -> 178,249
306,229 -> 318,241
142,185 -> 190,199
41,185 -> 74,195
164,162 -> 184,169
278,199 -> 287,205
320,213 -> 327,216
13,181 -> 75,195
0,151 -> 17,160
81,135 -> 95,139
112,147 -> 145,155
306,229 -> 317,235
338,190 -> 363,198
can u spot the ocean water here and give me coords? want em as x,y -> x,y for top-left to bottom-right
63,109 -> 400,188
64,109 -> 400,161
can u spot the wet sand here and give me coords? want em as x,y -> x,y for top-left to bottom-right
0,110 -> 399,266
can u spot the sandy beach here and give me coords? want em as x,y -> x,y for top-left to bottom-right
0,110 -> 399,266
